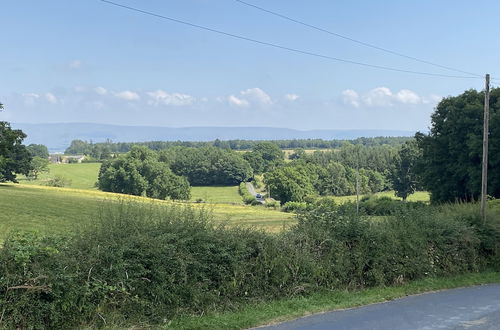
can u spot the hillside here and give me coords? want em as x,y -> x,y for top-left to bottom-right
0,184 -> 294,242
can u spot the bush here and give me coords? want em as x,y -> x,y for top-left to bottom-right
1,201 -> 498,328
239,182 -> 257,205
45,175 -> 72,187
358,195 -> 426,216
264,199 -> 280,209
282,201 -> 308,213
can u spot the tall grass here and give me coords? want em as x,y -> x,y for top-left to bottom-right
0,200 -> 498,329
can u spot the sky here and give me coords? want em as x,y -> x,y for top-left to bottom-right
1,0 -> 499,131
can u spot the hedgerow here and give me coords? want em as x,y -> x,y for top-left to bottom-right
0,201 -> 498,328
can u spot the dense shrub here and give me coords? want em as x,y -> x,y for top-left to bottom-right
282,201 -> 308,213
0,201 -> 498,328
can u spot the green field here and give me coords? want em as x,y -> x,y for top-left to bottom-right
191,185 -> 243,204
0,184 -> 294,242
18,163 -> 100,190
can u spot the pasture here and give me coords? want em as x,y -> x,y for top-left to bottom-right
0,184 -> 294,242
18,162 -> 100,190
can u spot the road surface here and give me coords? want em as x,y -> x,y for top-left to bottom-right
260,284 -> 500,330
246,182 -> 265,203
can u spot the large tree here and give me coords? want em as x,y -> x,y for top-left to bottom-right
243,142 -> 284,174
416,88 -> 500,203
0,121 -> 32,182
98,146 -> 190,200
391,140 -> 421,201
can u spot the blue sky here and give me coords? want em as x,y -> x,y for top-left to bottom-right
1,0 -> 499,131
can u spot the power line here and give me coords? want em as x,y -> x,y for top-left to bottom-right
234,0 -> 483,78
99,0 -> 479,79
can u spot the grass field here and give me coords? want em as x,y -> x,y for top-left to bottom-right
18,163 -> 100,190
0,184 -> 294,242
190,185 -> 242,204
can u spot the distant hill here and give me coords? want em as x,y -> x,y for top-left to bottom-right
14,123 -> 415,152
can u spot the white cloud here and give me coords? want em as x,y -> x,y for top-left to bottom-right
45,93 -> 58,104
363,87 -> 393,107
240,87 -> 272,105
114,90 -> 140,101
341,89 -> 360,107
69,60 -> 82,69
342,87 -> 430,108
395,89 -> 421,104
94,87 -> 108,95
147,90 -> 195,106
284,94 -> 300,101
227,95 -> 250,107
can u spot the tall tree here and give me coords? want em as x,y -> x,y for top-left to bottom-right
0,122 -> 32,182
391,140 -> 421,201
416,88 -> 500,203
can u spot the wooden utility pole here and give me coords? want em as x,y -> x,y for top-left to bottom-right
480,74 -> 490,221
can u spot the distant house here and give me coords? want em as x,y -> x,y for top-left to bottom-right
49,154 -> 85,164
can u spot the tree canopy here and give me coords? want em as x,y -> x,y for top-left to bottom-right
0,122 -> 32,183
98,146 -> 190,200
416,88 -> 500,203
391,140 -> 422,201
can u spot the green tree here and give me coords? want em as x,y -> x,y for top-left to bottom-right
391,140 -> 421,201
416,88 -> 500,203
167,147 -> 253,185
28,156 -> 50,180
264,166 -> 316,203
98,146 -> 190,200
0,122 -> 32,182
315,162 -> 353,196
26,144 -> 49,159
244,142 -> 284,174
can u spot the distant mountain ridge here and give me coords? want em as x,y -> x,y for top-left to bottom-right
14,123 -> 416,152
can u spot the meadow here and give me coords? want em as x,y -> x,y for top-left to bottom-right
18,162 -> 100,190
0,183 -> 294,242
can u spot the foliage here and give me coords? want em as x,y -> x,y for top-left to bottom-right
27,156 -> 50,180
64,137 -> 412,155
282,201 -> 309,213
98,146 -> 190,200
0,122 -> 32,183
239,182 -> 257,205
416,88 -> 500,203
264,165 -> 316,203
163,146 -> 253,186
26,144 -> 49,159
0,201 -> 497,328
45,175 -> 72,187
243,142 -> 284,174
288,148 -> 306,160
391,139 -> 422,201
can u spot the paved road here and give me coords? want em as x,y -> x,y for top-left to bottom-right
246,182 -> 265,203
260,284 -> 500,330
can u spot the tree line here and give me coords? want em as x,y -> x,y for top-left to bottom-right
64,136 -> 411,156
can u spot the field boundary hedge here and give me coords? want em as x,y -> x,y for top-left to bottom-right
0,201 -> 498,329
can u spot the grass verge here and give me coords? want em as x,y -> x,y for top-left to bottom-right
166,271 -> 500,330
